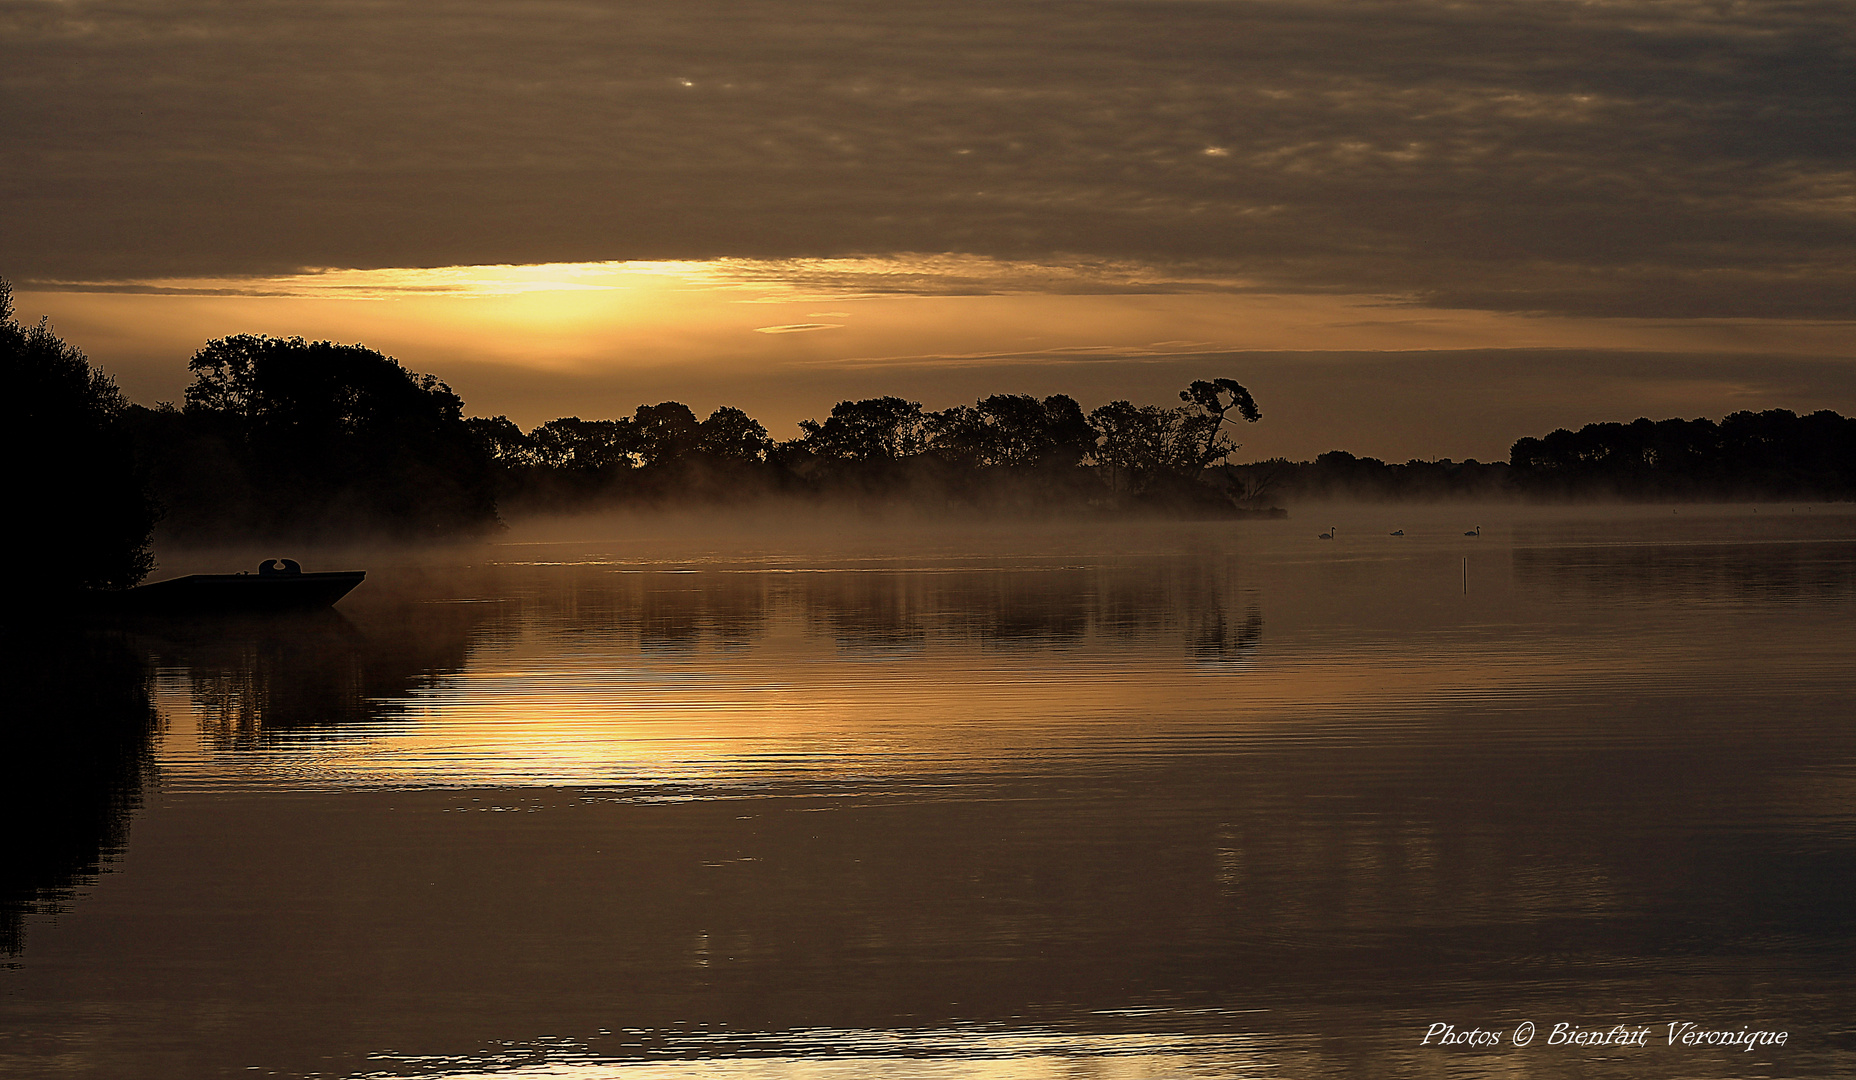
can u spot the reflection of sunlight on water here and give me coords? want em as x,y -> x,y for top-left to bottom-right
149,618 -> 1687,792
155,634 -> 1722,794
140,512 -> 1856,793
21,511 -> 1856,1080
376,1027 -> 1277,1080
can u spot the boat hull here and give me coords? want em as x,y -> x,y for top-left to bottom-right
109,570 -> 366,613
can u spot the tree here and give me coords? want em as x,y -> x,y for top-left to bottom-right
697,406 -> 773,461
526,417 -> 634,471
797,397 -> 928,461
463,415 -> 534,467
0,280 -> 156,592
1179,378 -> 1262,467
630,402 -> 703,465
1087,400 -> 1216,493
927,394 -> 1098,469
178,334 -> 496,537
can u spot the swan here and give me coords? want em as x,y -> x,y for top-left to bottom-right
1464,525 -> 1481,536
1318,526 -> 1335,540
1390,529 -> 1404,536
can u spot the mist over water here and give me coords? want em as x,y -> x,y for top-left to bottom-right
5,505 -> 1854,1079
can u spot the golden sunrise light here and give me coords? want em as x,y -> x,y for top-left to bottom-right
19,257 -> 1856,461
8,2 -> 1856,1076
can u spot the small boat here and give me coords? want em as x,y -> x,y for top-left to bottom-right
108,559 -> 365,613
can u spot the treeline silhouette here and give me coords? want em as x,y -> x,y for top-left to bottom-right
466,379 -> 1262,517
7,273 -> 1856,597
1507,412 -> 1856,500
1223,411 -> 1856,503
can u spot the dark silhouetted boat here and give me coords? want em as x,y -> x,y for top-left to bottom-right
105,559 -> 366,613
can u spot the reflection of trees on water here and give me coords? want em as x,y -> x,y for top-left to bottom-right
801,573 -> 934,650
125,562 -> 1260,754
636,575 -> 770,650
507,562 -> 1262,662
798,564 -> 1262,661
138,601 -> 502,746
2,626 -> 156,954
1515,541 -> 1856,604
521,571 -> 774,652
1188,604 -> 1264,663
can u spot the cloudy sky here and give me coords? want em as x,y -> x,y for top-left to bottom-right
4,0 -> 1853,460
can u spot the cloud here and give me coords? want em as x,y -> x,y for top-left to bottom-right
753,323 -> 843,334
1,0 -> 1852,320
24,264 -> 640,300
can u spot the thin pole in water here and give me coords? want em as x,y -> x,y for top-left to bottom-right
1462,556 -> 1467,594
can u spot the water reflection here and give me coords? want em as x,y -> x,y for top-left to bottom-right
802,572 -> 933,651
1,624 -> 155,955
510,567 -> 772,652
1188,603 -> 1263,663
373,1026 -> 1278,1079
5,512 -> 1855,1080
141,560 -> 1272,792
135,600 -> 502,742
1514,538 -> 1856,604
551,562 -> 1264,658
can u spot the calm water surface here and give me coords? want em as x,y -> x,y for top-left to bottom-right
5,506 -> 1855,1079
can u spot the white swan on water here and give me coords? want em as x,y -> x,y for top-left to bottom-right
1318,526 -> 1335,540
1464,524 -> 1481,536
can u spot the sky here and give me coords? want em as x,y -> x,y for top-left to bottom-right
3,0 -> 1853,461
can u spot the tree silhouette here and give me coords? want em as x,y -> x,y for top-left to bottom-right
1,280 -> 155,592
798,396 -> 928,461
528,417 -> 633,471
1179,378 -> 1262,467
697,406 -> 774,461
630,402 -> 702,465
1509,409 -> 1856,499
463,415 -> 532,467
927,394 -> 1097,469
1088,400 -> 1217,493
175,334 -> 496,537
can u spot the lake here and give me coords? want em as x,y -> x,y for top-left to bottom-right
5,504 -> 1854,1079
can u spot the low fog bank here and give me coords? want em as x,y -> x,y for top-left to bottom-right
128,496 -> 1856,593
489,497 -> 1856,564
1266,498 -> 1856,537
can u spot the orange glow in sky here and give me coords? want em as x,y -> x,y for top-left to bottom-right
18,258 -> 1856,462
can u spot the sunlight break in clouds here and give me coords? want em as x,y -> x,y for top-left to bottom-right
16,255 -> 1856,463
6,0 -> 1855,459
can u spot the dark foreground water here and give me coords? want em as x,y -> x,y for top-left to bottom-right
5,505 -> 1855,1079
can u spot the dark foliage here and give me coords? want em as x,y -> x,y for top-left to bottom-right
133,335 -> 499,540
927,394 -> 1098,471
1221,410 -> 1856,505
1510,411 -> 1856,500
483,381 -> 1274,516
1180,378 -> 1263,465
795,396 -> 930,462
471,402 -> 780,513
0,281 -> 156,593
1087,400 -> 1220,497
